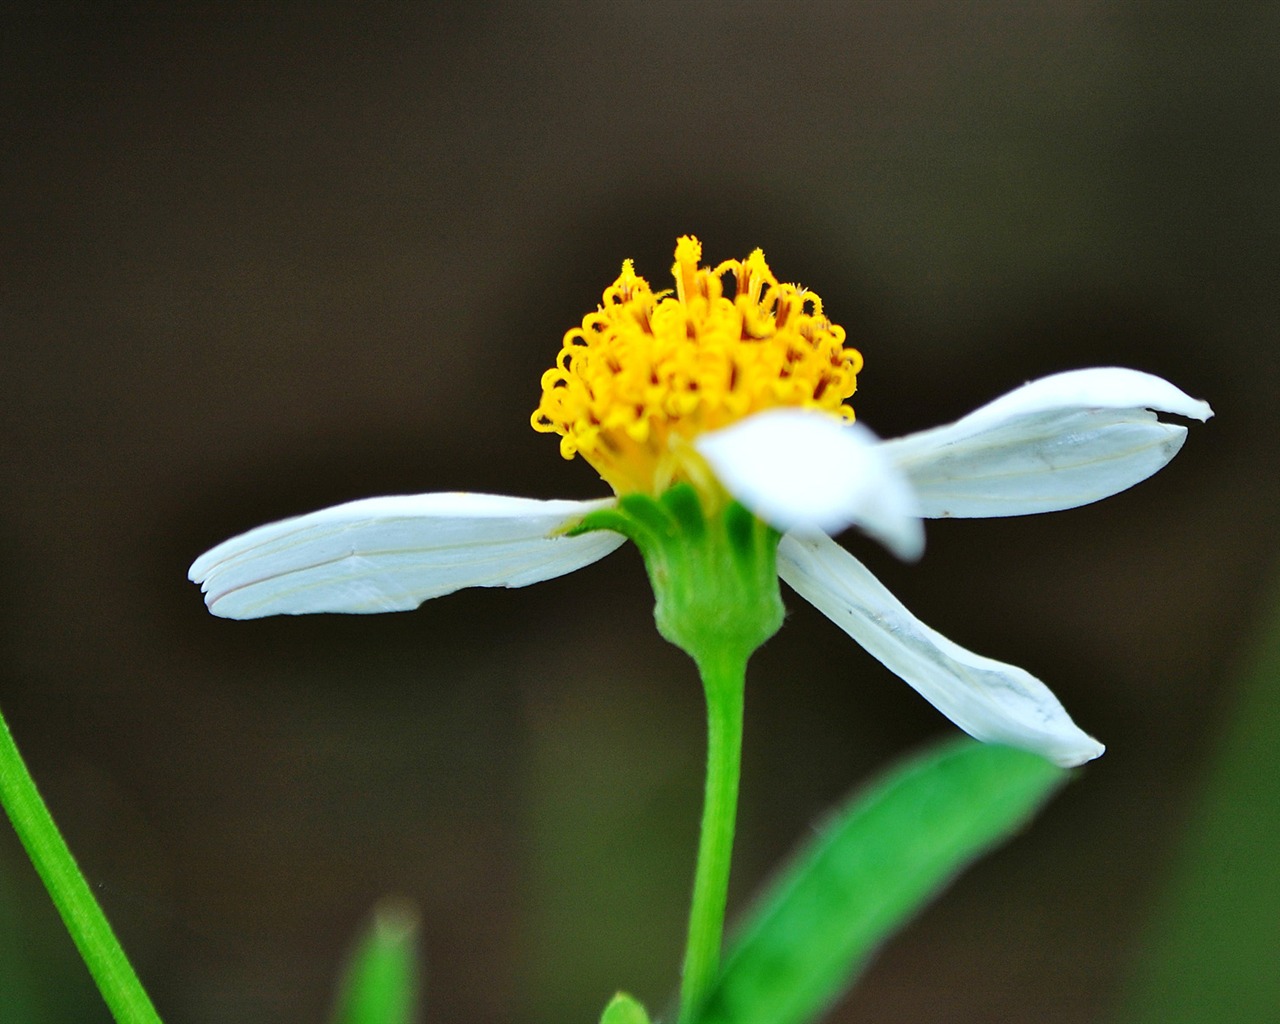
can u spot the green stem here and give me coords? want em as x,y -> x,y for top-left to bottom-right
0,706 -> 163,1024
574,488 -> 782,1023
678,649 -> 747,1023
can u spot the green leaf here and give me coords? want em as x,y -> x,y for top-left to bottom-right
600,991 -> 653,1024
689,738 -> 1067,1024
1117,579 -> 1280,1024
329,901 -> 421,1024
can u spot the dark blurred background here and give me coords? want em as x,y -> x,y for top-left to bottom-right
2,3 -> 1274,1022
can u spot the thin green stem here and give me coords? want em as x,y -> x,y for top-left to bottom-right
0,706 -> 163,1024
678,649 -> 747,1023
579,488 -> 781,1022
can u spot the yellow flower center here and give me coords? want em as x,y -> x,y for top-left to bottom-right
531,236 -> 863,495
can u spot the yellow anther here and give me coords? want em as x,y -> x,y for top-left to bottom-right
673,235 -> 703,304
531,237 -> 862,495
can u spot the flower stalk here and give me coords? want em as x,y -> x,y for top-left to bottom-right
681,645 -> 747,1022
575,485 -> 784,1021
0,707 -> 162,1024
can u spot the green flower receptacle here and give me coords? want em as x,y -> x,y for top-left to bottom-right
573,483 -> 784,675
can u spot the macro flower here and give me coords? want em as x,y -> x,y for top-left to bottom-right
190,237 -> 1211,767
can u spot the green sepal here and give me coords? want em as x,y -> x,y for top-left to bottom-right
328,901 -> 421,1024
574,484 -> 784,671
599,991 -> 653,1024
687,739 -> 1067,1024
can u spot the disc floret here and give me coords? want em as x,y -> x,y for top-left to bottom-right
532,236 -> 863,495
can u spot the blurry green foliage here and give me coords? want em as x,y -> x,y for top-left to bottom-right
329,900 -> 421,1024
1119,579 -> 1280,1023
0,835 -> 105,1023
599,991 -> 653,1024
523,673 -> 700,1022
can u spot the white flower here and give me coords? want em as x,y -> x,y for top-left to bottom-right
190,366 -> 1211,768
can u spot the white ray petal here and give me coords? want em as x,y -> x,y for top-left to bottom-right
881,368 -> 1214,518
189,493 -> 625,619
777,532 -> 1103,767
695,409 -> 925,560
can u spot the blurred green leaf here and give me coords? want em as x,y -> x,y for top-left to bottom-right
523,677 -> 699,1022
599,991 -> 652,1024
690,738 -> 1066,1024
329,900 -> 421,1024
0,842 -> 51,1024
1118,581 -> 1280,1024
0,836 -> 109,1023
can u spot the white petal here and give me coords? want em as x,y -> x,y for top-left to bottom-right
881,368 -> 1214,518
776,532 -> 1104,767
694,410 -> 925,560
189,493 -> 625,619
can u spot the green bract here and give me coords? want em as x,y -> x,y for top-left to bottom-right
573,484 -> 784,672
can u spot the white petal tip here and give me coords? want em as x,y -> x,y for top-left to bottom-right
884,517 -> 926,562
975,715 -> 1105,769
1043,734 -> 1105,768
695,410 -> 924,559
